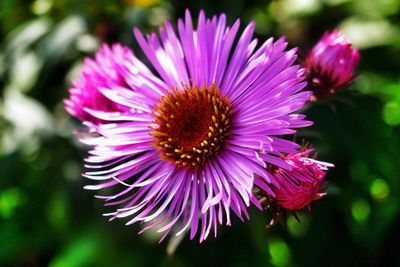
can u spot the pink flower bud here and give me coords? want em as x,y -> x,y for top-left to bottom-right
305,30 -> 360,98
271,149 -> 333,211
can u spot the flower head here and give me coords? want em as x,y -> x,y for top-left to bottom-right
255,147 -> 333,227
64,44 -> 133,124
305,30 -> 360,98
66,11 -> 313,242
271,149 -> 332,211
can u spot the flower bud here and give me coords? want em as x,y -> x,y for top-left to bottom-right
305,30 -> 360,98
271,149 -> 333,211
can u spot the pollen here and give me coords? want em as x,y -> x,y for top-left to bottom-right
150,83 -> 232,168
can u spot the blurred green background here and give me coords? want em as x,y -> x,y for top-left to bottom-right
1,0 -> 400,266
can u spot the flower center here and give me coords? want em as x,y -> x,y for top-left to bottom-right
151,83 -> 231,168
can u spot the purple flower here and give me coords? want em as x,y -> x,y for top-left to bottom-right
305,30 -> 360,98
64,44 -> 133,124
67,11 -> 313,242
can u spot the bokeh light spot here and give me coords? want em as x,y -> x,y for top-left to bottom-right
370,178 -> 390,201
0,188 -> 24,219
269,239 -> 292,266
31,0 -> 53,15
383,100 -> 400,126
351,199 -> 370,223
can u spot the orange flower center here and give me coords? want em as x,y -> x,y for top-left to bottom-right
150,84 -> 232,168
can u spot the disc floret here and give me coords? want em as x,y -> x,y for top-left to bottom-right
151,83 -> 232,168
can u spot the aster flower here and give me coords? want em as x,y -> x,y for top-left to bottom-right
304,30 -> 360,99
255,146 -> 333,227
64,44 -> 133,124
66,10 -> 313,242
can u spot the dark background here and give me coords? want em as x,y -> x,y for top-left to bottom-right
1,0 -> 400,266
